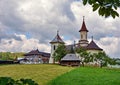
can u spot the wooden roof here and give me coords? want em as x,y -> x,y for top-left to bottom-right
61,54 -> 80,61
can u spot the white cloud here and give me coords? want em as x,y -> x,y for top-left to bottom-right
97,37 -> 120,58
0,0 -> 120,58
0,34 -> 50,53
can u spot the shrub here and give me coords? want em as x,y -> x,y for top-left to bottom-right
0,77 -> 38,85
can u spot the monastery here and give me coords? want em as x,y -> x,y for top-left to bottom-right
49,17 -> 103,64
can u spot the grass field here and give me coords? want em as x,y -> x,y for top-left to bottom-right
0,64 -> 74,85
48,67 -> 120,85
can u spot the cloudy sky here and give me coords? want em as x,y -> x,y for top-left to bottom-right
0,0 -> 120,58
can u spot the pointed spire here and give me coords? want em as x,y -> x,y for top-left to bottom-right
50,30 -> 65,44
87,38 -> 103,51
79,16 -> 88,32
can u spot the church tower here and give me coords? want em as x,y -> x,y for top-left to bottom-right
79,16 -> 89,47
49,31 -> 65,63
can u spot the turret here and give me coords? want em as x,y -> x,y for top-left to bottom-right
79,16 -> 89,47
49,31 -> 65,63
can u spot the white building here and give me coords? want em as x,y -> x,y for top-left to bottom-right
49,31 -> 65,63
49,17 -> 103,64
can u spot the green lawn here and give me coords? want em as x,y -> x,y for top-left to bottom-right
48,67 -> 120,85
0,64 -> 74,85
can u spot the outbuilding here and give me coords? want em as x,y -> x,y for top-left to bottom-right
60,54 -> 80,66
20,49 -> 50,64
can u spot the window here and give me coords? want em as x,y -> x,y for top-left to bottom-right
53,45 -> 56,50
81,34 -> 83,39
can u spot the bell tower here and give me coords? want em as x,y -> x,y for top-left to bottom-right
79,16 -> 89,47
49,31 -> 65,63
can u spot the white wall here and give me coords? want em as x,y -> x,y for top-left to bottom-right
49,43 -> 61,63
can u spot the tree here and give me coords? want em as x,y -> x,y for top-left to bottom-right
107,58 -> 116,65
115,58 -> 120,65
82,0 -> 120,18
0,52 -> 25,60
76,47 -> 90,66
93,52 -> 110,67
53,44 -> 67,63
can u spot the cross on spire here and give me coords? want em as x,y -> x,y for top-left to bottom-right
83,16 -> 85,21
57,30 -> 59,35
91,36 -> 93,41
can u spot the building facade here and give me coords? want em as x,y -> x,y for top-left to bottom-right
19,49 -> 50,64
49,17 -> 103,64
49,31 -> 65,63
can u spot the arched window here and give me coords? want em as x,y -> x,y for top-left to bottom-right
53,45 -> 56,50
81,34 -> 83,39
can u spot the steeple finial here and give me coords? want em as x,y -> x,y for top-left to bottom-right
91,36 -> 93,41
83,16 -> 85,21
57,30 -> 59,35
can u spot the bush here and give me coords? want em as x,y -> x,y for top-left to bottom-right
0,77 -> 38,85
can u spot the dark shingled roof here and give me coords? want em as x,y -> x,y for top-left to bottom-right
79,20 -> 88,32
61,54 -> 80,61
50,33 -> 64,44
24,49 -> 50,57
87,40 -> 103,50
25,49 -> 40,55
66,45 -> 74,51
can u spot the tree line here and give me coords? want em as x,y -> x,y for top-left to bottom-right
0,52 -> 25,61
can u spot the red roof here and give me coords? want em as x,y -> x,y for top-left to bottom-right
79,20 -> 88,32
87,40 -> 103,50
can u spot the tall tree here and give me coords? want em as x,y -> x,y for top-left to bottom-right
82,0 -> 120,18
53,44 -> 67,63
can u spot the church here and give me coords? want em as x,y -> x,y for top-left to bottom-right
49,17 -> 103,65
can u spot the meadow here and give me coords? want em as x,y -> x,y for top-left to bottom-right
48,67 -> 120,85
0,64 -> 74,85
0,64 -> 120,85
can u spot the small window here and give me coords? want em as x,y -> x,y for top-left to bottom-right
81,34 -> 83,39
54,45 -> 56,50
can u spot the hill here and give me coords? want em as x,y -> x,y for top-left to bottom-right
48,67 -> 120,85
0,64 -> 74,85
